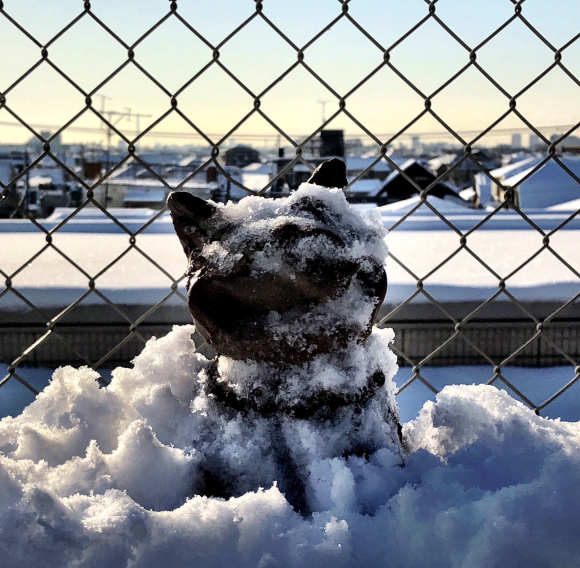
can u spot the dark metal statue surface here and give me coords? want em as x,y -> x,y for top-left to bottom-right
167,159 -> 402,514
167,158 -> 387,365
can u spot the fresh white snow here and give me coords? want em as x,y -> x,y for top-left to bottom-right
1,226 -> 578,309
1,326 -> 580,567
2,361 -> 578,424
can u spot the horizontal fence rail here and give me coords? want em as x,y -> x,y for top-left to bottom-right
0,0 -> 579,417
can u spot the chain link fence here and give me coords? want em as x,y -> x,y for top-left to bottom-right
0,0 -> 579,417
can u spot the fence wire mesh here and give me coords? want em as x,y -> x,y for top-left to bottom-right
0,0 -> 579,416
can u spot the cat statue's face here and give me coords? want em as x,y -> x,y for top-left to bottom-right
167,161 -> 388,365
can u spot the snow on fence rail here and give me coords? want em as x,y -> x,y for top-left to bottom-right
0,0 -> 579,419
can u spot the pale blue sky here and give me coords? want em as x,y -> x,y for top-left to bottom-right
1,0 -> 579,147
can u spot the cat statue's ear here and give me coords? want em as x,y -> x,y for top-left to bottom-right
167,191 -> 219,262
307,158 -> 347,189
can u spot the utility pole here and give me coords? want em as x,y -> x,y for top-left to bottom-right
95,94 -> 112,128
123,107 -> 150,150
317,100 -> 329,125
100,107 -> 151,208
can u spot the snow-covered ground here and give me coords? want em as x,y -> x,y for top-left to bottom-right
4,301 -> 578,439
3,360 -> 578,423
1,206 -> 579,310
1,327 -> 580,567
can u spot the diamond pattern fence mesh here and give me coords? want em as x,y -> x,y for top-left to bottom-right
0,0 -> 579,417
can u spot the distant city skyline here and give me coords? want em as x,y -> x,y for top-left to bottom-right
1,0 -> 580,148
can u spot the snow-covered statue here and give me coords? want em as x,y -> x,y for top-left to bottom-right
167,159 -> 403,513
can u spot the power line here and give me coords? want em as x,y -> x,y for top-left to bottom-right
0,120 -> 577,142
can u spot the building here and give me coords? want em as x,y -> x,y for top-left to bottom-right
224,145 -> 260,168
103,165 -> 246,208
411,136 -> 422,155
320,130 -> 345,157
529,134 -> 540,150
481,157 -> 580,208
29,132 -> 63,153
500,157 -> 580,209
562,135 -> 580,155
0,152 -> 28,218
241,162 -> 274,192
123,189 -> 168,209
511,133 -> 522,148
374,159 -> 468,206
445,150 -> 501,189
476,156 -> 541,208
428,153 -> 457,177
271,152 -> 406,198
27,175 -> 79,217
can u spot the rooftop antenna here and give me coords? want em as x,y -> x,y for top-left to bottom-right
95,94 -> 112,129
317,100 -> 329,125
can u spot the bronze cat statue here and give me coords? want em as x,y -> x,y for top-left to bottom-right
168,159 -> 402,514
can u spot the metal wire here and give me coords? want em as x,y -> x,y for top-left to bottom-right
0,0 -> 579,416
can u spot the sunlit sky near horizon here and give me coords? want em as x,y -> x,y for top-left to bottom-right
1,0 -> 580,148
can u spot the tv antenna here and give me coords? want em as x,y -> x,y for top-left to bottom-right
317,100 -> 329,125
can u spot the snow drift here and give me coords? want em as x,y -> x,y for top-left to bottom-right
1,325 -> 580,567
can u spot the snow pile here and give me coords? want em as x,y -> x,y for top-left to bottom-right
1,327 -> 580,567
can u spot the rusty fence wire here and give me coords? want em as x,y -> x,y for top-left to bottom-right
0,0 -> 579,417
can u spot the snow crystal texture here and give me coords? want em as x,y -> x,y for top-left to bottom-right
1,326 -> 580,567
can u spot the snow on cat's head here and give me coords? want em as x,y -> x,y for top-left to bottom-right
167,182 -> 388,364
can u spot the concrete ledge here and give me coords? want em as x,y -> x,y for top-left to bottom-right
1,318 -> 578,369
2,299 -> 579,326
378,301 -> 580,322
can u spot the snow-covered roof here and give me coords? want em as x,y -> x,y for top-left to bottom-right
346,178 -> 384,196
345,156 -> 391,173
475,157 -> 543,207
385,151 -> 408,167
459,187 -> 476,201
506,158 -> 580,208
242,162 -> 273,175
490,156 -> 542,182
44,207 -> 162,223
28,167 -> 66,186
377,194 -> 472,214
178,155 -> 198,167
242,172 -> 271,191
107,178 -> 216,190
502,151 -> 530,164
108,164 -> 133,180
384,158 -> 416,184
124,189 -> 167,203
545,197 -> 580,211
451,149 -> 494,165
428,153 -> 457,172
355,150 -> 407,168
29,175 -> 54,187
